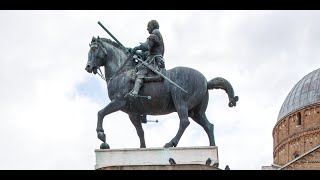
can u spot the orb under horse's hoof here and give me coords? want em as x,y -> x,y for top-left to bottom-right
100,143 -> 110,149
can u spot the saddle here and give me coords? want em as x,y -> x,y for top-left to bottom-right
131,55 -> 166,83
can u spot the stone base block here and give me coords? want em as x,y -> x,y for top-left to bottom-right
95,146 -> 219,170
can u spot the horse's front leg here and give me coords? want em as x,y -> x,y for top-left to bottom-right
96,98 -> 126,149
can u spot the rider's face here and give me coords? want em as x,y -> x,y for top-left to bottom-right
147,24 -> 153,34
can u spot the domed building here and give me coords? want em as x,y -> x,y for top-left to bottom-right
272,68 -> 320,170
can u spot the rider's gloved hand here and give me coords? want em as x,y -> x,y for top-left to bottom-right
126,47 -> 133,53
132,46 -> 139,52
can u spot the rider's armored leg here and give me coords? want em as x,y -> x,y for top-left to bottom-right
130,78 -> 143,96
125,69 -> 148,98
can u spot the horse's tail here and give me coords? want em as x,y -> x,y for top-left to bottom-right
207,77 -> 239,107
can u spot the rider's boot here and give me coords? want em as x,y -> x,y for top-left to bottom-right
125,78 -> 143,98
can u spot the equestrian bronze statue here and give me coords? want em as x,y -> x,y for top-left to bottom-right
85,21 -> 239,149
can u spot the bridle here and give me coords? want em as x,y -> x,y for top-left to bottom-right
89,40 -> 132,82
89,41 -> 108,82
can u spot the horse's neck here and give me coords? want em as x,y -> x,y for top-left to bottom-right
102,43 -> 134,81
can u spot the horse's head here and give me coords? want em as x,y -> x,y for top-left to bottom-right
85,36 -> 108,74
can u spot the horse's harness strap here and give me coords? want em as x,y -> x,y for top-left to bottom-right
94,41 -> 128,82
97,67 -> 107,82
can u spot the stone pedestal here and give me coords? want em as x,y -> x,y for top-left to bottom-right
95,146 -> 219,170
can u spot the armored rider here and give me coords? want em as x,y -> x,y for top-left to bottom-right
126,20 -> 165,98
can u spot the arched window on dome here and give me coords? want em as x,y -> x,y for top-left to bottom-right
297,112 -> 302,126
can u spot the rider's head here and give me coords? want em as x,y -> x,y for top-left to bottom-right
147,20 -> 159,34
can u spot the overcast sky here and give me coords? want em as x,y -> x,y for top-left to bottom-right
1,10 -> 320,170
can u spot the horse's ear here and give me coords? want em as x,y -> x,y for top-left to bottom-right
92,36 -> 96,43
97,36 -> 102,43
89,43 -> 91,47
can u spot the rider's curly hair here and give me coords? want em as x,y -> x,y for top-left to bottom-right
148,20 -> 159,29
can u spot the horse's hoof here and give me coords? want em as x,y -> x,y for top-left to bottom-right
164,143 -> 172,148
97,132 -> 106,143
234,96 -> 239,102
164,142 -> 176,148
100,143 -> 110,149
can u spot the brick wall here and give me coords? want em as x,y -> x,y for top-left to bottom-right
282,147 -> 320,170
273,104 -> 320,166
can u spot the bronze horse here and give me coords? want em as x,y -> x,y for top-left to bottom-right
85,36 -> 239,149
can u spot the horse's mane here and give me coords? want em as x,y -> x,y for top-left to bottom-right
100,38 -> 127,53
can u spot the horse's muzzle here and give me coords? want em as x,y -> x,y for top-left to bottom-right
85,64 -> 94,73
85,64 -> 98,74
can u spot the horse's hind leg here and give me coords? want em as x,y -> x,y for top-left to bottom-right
128,114 -> 146,148
164,101 -> 190,148
189,93 -> 215,146
190,112 -> 215,146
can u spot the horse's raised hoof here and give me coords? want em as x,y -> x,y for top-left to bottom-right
100,143 -> 110,149
97,132 -> 106,143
